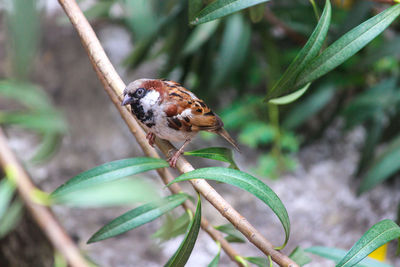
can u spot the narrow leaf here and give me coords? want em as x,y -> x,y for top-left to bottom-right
0,111 -> 67,133
266,0 -> 331,100
88,193 -> 188,243
167,167 -> 290,247
208,242 -> 221,267
165,194 -> 202,267
337,219 -> 400,267
295,4 -> 400,88
84,1 -> 113,20
289,246 -> 312,266
0,179 -> 16,220
189,0 -> 203,22
282,84 -> 334,130
182,20 -> 220,55
358,136 -> 400,194
305,246 -> 392,267
211,13 -> 250,88
184,147 -> 239,170
190,0 -> 270,25
244,256 -> 269,267
30,132 -> 62,164
51,178 -> 158,207
125,0 -> 158,40
52,157 -> 168,198
0,80 -> 52,110
269,83 -> 311,105
214,223 -> 246,243
0,199 -> 23,238
152,212 -> 190,241
249,3 -> 265,23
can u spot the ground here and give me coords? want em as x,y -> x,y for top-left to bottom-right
2,4 -> 400,267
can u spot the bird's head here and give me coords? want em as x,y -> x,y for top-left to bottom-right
121,79 -> 163,106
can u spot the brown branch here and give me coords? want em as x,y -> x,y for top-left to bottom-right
0,129 -> 90,267
57,0 -> 299,266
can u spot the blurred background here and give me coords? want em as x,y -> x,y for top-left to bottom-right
0,0 -> 400,266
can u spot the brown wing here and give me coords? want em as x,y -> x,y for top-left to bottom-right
162,80 -> 223,132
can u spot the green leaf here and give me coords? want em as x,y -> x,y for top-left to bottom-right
211,13 -> 250,88
152,212 -> 190,241
51,178 -> 158,207
165,194 -> 201,267
84,1 -> 113,20
0,179 -> 16,220
0,199 -> 23,238
282,84 -> 334,130
51,157 -> 168,198
249,3 -> 265,23
184,147 -> 239,170
305,246 -> 392,267
167,167 -> 290,248
0,80 -> 52,110
190,0 -> 270,25
125,0 -> 158,40
182,20 -> 220,55
265,0 -> 331,100
0,111 -> 67,133
269,83 -> 311,105
207,242 -> 221,267
244,256 -> 269,267
295,4 -> 400,88
189,0 -> 203,22
88,193 -> 188,243
214,223 -> 246,243
358,136 -> 400,194
6,0 -> 39,79
289,246 -> 312,266
30,132 -> 62,164
337,220 -> 400,267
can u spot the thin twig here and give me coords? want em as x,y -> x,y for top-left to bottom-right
0,129 -> 89,267
57,0 -> 298,266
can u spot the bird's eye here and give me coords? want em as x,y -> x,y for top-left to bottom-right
135,88 -> 146,98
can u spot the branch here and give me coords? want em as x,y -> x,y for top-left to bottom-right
57,0 -> 298,266
0,129 -> 89,267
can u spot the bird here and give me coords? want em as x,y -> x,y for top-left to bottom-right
121,78 -> 240,167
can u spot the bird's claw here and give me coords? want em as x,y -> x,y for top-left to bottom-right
146,132 -> 156,147
167,149 -> 180,168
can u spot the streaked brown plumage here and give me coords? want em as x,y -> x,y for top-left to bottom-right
121,78 -> 239,167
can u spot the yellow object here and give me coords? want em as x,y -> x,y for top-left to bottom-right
368,243 -> 387,262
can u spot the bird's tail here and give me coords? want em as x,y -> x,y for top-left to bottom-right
216,128 -> 241,152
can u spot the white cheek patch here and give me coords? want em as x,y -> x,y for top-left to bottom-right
141,90 -> 160,111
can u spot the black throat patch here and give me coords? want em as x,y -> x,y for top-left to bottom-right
130,101 -> 155,128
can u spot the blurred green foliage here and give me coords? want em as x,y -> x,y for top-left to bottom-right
83,0 -> 400,187
0,0 -> 67,239
1,0 -> 67,163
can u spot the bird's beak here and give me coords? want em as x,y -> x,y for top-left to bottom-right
121,94 -> 133,106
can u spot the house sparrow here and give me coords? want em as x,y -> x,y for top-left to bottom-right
121,78 -> 239,167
